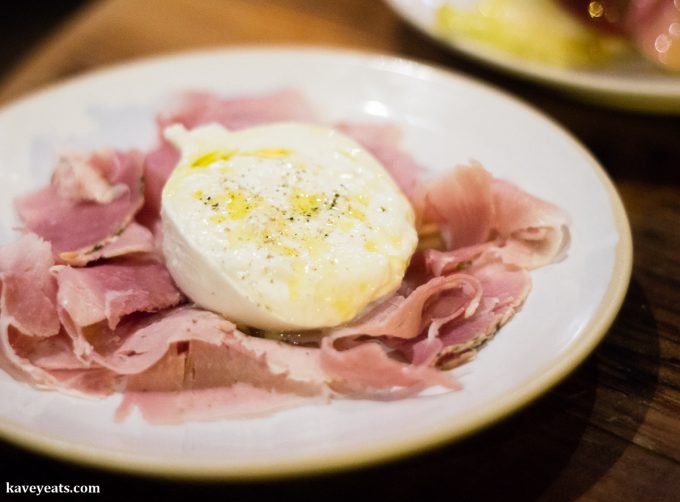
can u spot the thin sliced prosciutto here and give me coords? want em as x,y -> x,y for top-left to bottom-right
415,162 -> 570,270
0,321 -> 118,396
0,233 -> 59,338
317,273 -> 481,397
416,261 -> 532,369
15,150 -> 145,264
60,306 -> 328,424
0,89 -> 571,424
120,335 -> 327,423
55,258 -> 183,332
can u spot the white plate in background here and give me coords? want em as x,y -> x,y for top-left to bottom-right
385,0 -> 680,113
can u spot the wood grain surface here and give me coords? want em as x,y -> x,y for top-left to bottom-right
0,1 -> 678,500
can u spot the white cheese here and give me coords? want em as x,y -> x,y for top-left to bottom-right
161,122 -> 417,331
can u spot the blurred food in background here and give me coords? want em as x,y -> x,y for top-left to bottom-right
435,0 -> 680,70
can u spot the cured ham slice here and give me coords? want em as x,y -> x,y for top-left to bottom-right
117,385 -> 320,424
15,150 -> 145,264
490,179 -> 571,269
52,152 -> 128,204
0,90 -> 571,424
55,258 -> 183,331
320,338 -> 459,398
0,322 -> 117,395
0,233 -> 59,338
137,142 -> 179,228
416,162 -> 570,270
429,262 -> 531,368
117,338 -> 328,423
326,274 -> 482,341
317,273 -> 479,396
157,88 -> 318,132
60,222 -> 156,266
67,306 -> 328,424
413,162 -> 494,249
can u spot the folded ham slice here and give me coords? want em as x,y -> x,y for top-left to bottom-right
56,258 -> 183,332
420,261 -> 531,369
490,179 -> 571,269
62,306 -> 329,424
317,273 -> 481,397
60,222 -> 156,266
413,163 -> 495,249
0,324 -> 117,396
0,234 -> 116,394
158,88 -> 318,132
415,162 -> 570,270
15,150 -> 145,265
0,233 -> 59,338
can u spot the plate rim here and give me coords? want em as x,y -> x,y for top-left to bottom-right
384,0 -> 680,113
0,45 -> 633,480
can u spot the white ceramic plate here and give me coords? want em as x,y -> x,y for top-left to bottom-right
385,0 -> 680,113
0,47 -> 631,479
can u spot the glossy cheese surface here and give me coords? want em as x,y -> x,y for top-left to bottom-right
161,122 -> 417,331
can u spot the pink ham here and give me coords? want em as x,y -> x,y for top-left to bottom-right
52,152 -> 128,204
416,162 -> 570,269
0,233 -> 59,338
413,161 -> 494,249
15,150 -> 145,264
336,122 -> 426,199
326,273 -> 482,341
0,321 -> 117,395
77,307 -> 327,388
82,307 -> 329,423
75,307 -> 236,374
55,258 -> 183,331
61,222 -> 156,266
117,385 -> 322,425
157,88 -> 318,132
136,142 -> 179,228
317,273 -> 480,394
0,234 -> 116,394
320,338 -> 459,398
491,179 -> 570,269
424,242 -> 497,277
0,90 -> 573,424
433,262 -> 532,368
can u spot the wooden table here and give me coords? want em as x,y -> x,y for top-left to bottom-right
1,1 -> 678,499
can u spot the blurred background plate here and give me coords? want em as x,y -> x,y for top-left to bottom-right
385,0 -> 680,113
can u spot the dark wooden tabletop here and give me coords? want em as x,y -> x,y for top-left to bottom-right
0,1 -> 678,500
